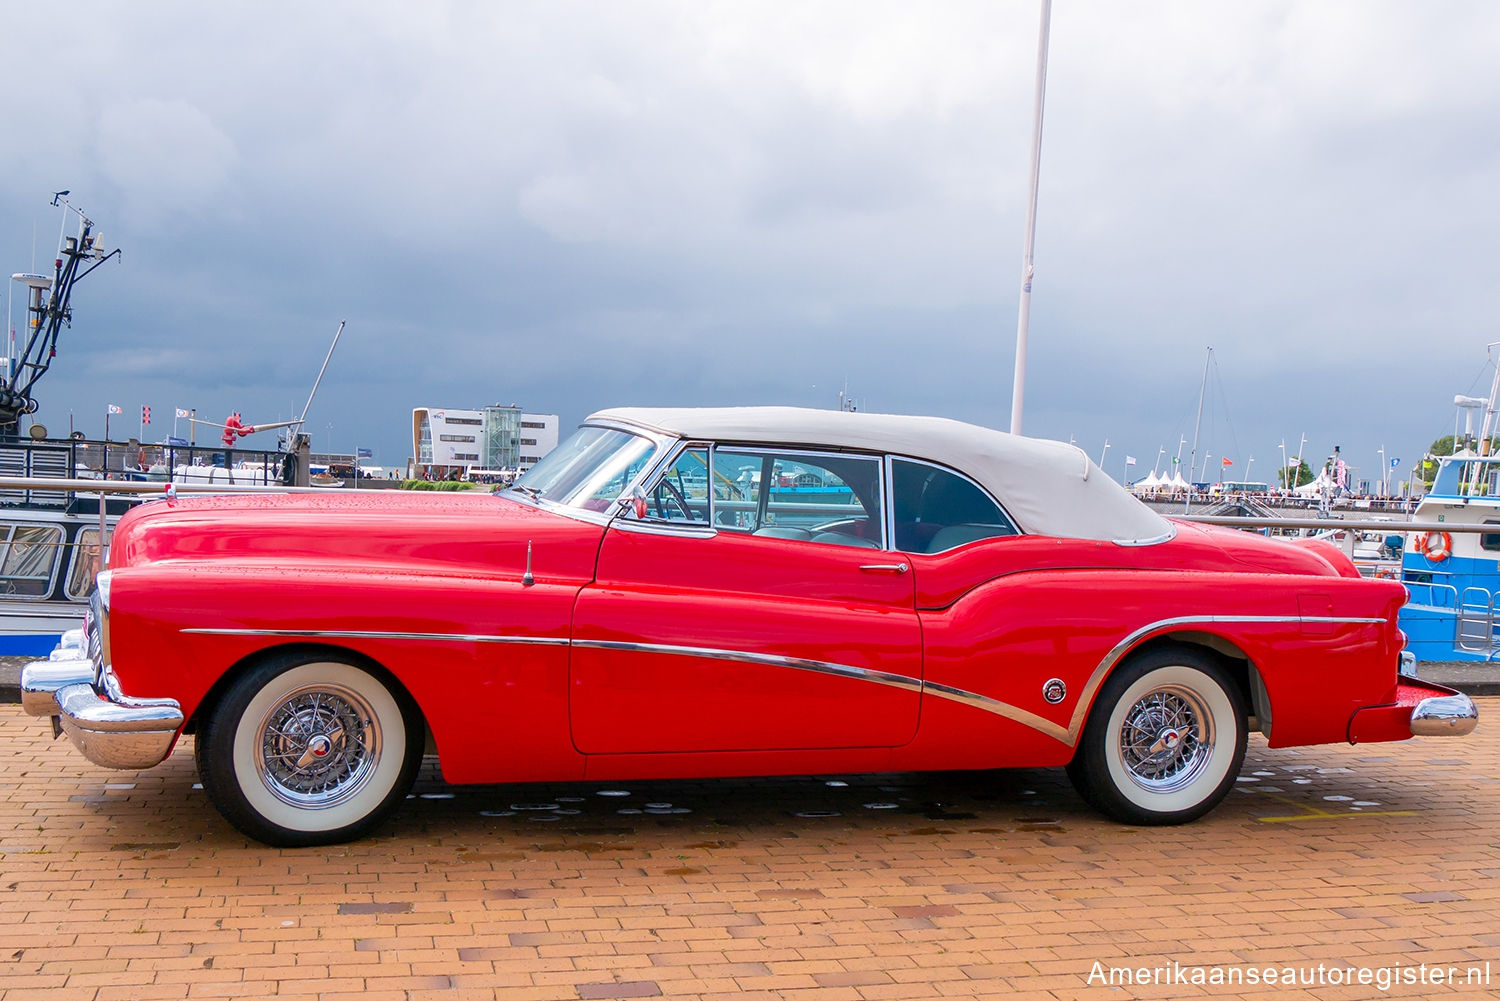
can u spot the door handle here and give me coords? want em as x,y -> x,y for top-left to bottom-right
859,562 -> 909,574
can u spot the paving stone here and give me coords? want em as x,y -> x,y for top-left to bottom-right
3,700 -> 1500,999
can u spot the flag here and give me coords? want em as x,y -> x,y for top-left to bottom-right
176,408 -> 190,418
1171,457 -> 1180,465
357,447 -> 373,458
1221,457 -> 1233,467
107,404 -> 122,415
1125,455 -> 1137,466
142,405 -> 151,425
1286,457 -> 1301,467
1390,457 -> 1400,468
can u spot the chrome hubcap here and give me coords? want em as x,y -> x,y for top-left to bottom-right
1118,685 -> 1214,793
255,683 -> 381,809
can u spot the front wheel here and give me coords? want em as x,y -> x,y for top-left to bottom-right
196,652 -> 424,847
1066,647 -> 1247,824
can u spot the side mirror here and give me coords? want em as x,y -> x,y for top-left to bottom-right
618,484 -> 649,519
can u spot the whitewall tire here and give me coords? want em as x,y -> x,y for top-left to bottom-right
197,652 -> 423,847
1067,647 -> 1247,825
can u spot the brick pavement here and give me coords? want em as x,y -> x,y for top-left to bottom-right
2,700 -> 1498,1000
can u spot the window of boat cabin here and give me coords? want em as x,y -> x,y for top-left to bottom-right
712,448 -> 884,548
65,528 -> 104,600
0,523 -> 65,598
891,458 -> 1017,553
1482,520 -> 1500,552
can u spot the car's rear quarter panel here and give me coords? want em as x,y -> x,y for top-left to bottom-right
899,566 -> 1407,769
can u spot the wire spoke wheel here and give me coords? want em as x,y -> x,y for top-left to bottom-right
1116,684 -> 1214,793
1067,647 -> 1246,825
255,683 -> 382,809
197,654 -> 423,847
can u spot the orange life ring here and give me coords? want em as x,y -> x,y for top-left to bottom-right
1414,531 -> 1453,562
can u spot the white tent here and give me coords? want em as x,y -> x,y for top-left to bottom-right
1169,470 -> 1190,490
1132,471 -> 1163,494
1293,470 -> 1334,498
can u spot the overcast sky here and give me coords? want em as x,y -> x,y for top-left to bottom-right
4,1 -> 1498,485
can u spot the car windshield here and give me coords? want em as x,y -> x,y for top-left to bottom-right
510,426 -> 658,512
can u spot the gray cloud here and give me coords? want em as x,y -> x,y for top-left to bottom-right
1,0 -> 1497,487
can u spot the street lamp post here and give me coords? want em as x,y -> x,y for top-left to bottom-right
1008,0 -> 1054,436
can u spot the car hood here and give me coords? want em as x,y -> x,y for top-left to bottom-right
107,490 -> 604,582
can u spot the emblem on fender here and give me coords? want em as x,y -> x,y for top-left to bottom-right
1042,678 -> 1067,704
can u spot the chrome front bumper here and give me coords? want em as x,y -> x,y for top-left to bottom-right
20,653 -> 183,771
1411,693 -> 1479,737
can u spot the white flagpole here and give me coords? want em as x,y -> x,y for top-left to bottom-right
1008,0 -> 1053,436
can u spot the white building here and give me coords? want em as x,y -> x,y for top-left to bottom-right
411,406 -> 559,478
517,414 -> 559,469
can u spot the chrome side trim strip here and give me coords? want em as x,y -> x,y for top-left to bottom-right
612,520 -> 719,540
181,614 -> 1387,748
920,680 -> 1070,742
180,628 -> 571,646
569,638 -> 924,694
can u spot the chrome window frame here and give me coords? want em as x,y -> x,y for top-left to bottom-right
887,455 -> 1022,554
702,443 -> 889,549
612,439 -> 720,539
616,439 -> 893,550
0,521 -> 66,601
502,420 -> 674,528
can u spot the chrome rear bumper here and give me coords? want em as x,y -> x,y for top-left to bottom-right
20,657 -> 183,770
1411,693 -> 1479,737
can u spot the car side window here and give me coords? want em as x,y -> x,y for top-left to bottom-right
892,459 -> 1016,553
713,448 -> 884,548
633,447 -> 711,523
707,449 -> 761,529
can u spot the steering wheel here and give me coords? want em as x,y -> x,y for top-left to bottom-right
654,477 -> 693,520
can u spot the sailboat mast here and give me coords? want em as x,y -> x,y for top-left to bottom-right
1185,346 -> 1212,513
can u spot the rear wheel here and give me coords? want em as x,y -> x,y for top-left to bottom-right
196,651 -> 423,846
1066,647 -> 1246,824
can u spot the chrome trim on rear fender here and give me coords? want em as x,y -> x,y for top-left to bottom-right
1410,693 -> 1478,737
1071,614 -> 1389,747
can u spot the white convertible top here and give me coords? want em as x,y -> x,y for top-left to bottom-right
589,406 -> 1173,545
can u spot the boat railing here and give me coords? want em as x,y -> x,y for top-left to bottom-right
1179,514 -> 1497,558
1406,581 -> 1460,611
1456,586 -> 1498,653
0,437 -> 292,512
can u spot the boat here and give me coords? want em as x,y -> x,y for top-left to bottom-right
0,196 -> 342,654
1400,345 -> 1500,662
1399,451 -> 1500,661
0,433 -> 294,656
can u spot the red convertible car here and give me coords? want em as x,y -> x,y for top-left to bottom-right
21,407 -> 1478,845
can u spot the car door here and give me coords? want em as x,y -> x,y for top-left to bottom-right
569,443 -> 922,754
